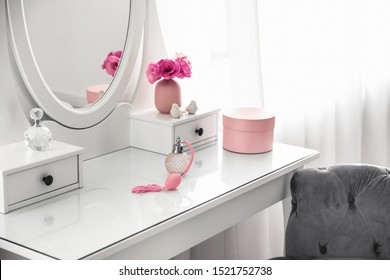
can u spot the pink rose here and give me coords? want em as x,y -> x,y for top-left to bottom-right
176,56 -> 192,79
102,51 -> 122,76
146,63 -> 162,84
145,53 -> 192,85
158,59 -> 181,79
113,50 -> 123,58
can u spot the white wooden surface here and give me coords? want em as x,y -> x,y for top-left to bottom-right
0,141 -> 318,259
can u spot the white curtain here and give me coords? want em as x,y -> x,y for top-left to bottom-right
260,0 -> 390,167
156,0 -> 390,259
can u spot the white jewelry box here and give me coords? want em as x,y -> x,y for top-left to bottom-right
0,141 -> 83,214
130,108 -> 220,154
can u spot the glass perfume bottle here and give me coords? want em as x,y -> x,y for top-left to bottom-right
24,108 -> 52,151
165,137 -> 194,175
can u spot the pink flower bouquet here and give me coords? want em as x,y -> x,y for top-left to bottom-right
102,50 -> 122,76
146,53 -> 192,84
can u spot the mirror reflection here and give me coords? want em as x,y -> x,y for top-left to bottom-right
23,0 -> 130,108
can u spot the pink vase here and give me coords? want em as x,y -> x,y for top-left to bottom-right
154,79 -> 182,114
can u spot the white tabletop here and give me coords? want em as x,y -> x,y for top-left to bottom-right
0,142 -> 319,259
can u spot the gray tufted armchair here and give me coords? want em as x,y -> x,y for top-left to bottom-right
284,164 -> 390,259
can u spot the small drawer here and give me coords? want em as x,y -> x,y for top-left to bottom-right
175,113 -> 218,146
0,141 -> 84,213
130,108 -> 220,155
7,156 -> 79,206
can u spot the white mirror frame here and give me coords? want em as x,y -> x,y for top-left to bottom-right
5,0 -> 146,129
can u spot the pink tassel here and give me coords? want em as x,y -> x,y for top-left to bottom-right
131,184 -> 164,193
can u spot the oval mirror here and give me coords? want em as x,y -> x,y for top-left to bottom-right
6,0 -> 145,128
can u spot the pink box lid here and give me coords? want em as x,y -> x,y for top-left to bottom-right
223,107 -> 275,132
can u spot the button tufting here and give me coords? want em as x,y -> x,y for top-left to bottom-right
319,244 -> 327,255
373,242 -> 380,257
348,195 -> 355,205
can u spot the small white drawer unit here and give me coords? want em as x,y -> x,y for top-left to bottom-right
130,108 -> 220,154
0,141 -> 83,214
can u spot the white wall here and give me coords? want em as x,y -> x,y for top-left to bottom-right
0,0 -> 29,146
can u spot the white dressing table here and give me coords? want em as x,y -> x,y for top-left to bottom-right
3,0 -> 319,260
0,141 -> 318,260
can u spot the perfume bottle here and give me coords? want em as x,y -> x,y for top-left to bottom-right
132,137 -> 194,194
165,137 -> 194,175
24,108 -> 52,151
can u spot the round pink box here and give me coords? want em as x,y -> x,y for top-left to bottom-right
223,107 -> 275,154
87,84 -> 109,104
